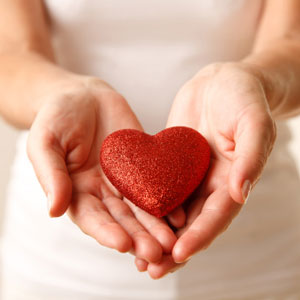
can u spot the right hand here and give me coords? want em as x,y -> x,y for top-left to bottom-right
27,76 -> 177,263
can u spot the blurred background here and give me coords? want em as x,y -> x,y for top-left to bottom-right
0,119 -> 19,236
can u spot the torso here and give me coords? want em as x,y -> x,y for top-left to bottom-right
47,0 -> 262,133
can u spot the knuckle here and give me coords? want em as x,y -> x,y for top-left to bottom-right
80,76 -> 114,93
108,92 -> 127,104
195,62 -> 224,78
177,80 -> 199,102
99,89 -> 127,106
83,76 -> 106,87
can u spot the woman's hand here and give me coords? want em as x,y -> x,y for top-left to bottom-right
141,62 -> 277,278
27,76 -> 177,263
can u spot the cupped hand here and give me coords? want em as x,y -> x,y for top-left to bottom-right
142,62 -> 277,278
27,76 -> 177,263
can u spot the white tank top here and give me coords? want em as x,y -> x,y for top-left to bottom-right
2,1 -> 300,299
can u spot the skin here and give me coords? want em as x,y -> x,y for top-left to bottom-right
1,0 -> 300,280
135,1 -> 300,278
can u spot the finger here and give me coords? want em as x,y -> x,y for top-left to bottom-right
147,255 -> 185,279
27,129 -> 72,217
125,199 -> 177,254
172,186 -> 241,263
229,110 -> 276,204
176,196 -> 206,238
166,206 -> 186,229
102,196 -> 163,263
68,192 -> 132,253
135,258 -> 148,272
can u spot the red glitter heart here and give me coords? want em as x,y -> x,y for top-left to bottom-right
100,127 -> 210,217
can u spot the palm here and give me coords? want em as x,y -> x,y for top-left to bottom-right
168,103 -> 242,257
28,82 -> 177,264
135,97 -> 242,277
67,125 -> 129,250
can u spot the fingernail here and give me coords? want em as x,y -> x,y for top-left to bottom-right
242,180 -> 251,204
182,255 -> 192,263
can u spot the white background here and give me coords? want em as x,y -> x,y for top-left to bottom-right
0,118 -> 18,234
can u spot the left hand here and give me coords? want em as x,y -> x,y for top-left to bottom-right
137,62 -> 277,278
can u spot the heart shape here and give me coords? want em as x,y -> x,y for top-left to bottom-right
100,126 -> 210,217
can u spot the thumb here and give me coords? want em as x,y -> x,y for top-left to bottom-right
228,112 -> 276,204
27,128 -> 72,217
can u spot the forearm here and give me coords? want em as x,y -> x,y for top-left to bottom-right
0,0 -> 79,129
243,39 -> 300,119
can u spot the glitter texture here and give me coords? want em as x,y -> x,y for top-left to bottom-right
100,126 -> 210,218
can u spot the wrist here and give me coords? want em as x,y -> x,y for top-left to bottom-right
240,58 -> 287,118
196,61 -> 283,116
0,51 -> 86,128
33,75 -> 125,128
